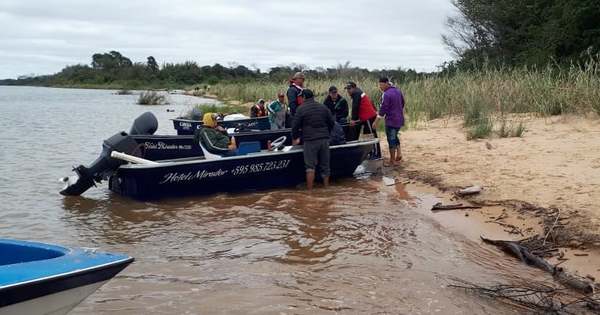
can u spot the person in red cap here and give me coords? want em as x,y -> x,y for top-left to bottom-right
250,99 -> 267,118
287,72 -> 305,116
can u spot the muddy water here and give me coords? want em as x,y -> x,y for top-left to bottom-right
0,87 -> 547,314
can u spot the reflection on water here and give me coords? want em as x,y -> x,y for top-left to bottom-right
0,87 -> 546,314
65,181 -> 542,314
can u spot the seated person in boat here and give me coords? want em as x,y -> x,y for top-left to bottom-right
196,113 -> 237,151
250,99 -> 267,118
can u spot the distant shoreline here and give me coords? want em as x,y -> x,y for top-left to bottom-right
0,83 -> 181,91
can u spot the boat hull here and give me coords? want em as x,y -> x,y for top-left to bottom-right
0,239 -> 133,315
109,140 -> 377,200
0,281 -> 107,315
172,117 -> 271,135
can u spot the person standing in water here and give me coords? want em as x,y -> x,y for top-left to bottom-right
287,72 -> 305,116
292,89 -> 335,191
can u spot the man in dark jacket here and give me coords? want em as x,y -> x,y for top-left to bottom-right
287,72 -> 305,116
323,86 -> 349,124
292,89 -> 335,190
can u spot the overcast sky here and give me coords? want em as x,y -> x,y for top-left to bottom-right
0,0 -> 455,79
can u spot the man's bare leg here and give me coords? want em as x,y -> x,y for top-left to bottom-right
306,171 -> 315,190
389,149 -> 397,166
323,176 -> 330,188
396,146 -> 402,161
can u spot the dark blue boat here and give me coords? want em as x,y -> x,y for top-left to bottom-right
0,239 -> 133,315
108,139 -> 378,200
60,112 -> 374,198
172,116 -> 271,135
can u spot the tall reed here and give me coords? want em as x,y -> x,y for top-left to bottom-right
203,63 -> 600,138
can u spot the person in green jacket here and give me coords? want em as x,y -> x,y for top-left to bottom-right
267,92 -> 287,130
197,113 -> 237,151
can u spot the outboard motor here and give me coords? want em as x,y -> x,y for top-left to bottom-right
129,111 -> 158,135
60,112 -> 159,196
189,107 -> 203,121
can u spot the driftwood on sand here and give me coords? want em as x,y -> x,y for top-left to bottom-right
449,277 -> 600,314
455,185 -> 483,197
431,202 -> 482,211
481,237 -> 595,294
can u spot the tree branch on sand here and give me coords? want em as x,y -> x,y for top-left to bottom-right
448,277 -> 600,314
481,237 -> 595,294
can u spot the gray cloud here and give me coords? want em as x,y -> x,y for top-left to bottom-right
0,0 -> 454,78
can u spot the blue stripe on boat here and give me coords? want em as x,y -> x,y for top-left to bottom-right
0,239 -> 133,308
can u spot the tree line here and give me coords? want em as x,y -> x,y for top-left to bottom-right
443,0 -> 600,70
0,51 -> 427,89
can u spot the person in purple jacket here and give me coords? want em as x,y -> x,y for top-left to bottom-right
374,77 -> 405,166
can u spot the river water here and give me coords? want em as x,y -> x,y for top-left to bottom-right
0,86 -> 546,314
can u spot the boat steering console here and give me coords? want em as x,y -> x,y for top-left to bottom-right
269,136 -> 287,151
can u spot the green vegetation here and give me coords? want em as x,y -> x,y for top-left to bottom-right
209,63 -> 600,123
0,52 -> 425,90
137,91 -> 168,105
188,103 -> 250,117
443,0 -> 600,69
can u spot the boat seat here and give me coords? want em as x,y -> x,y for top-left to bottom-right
198,129 -> 232,160
198,142 -> 221,160
236,141 -> 261,155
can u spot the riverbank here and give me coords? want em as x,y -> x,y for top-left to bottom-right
382,114 -> 600,284
0,83 -> 194,92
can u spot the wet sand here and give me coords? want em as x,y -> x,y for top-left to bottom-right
383,114 -> 600,284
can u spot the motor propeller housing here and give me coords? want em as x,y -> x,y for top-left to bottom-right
60,112 -> 158,196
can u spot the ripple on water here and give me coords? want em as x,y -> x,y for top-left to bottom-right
71,184 -> 529,314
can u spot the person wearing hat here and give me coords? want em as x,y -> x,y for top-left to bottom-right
195,113 -> 237,152
374,77 -> 405,166
344,81 -> 378,136
287,72 -> 305,116
250,99 -> 267,118
323,86 -> 349,124
291,89 -> 335,190
267,92 -> 288,130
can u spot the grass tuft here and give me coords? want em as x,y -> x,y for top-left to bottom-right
466,115 -> 493,140
137,91 -> 168,105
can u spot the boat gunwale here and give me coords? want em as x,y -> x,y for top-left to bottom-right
131,128 -> 291,139
0,256 -> 133,291
119,139 -> 379,169
171,116 -> 270,123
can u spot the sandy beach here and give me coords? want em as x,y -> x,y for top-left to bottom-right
384,114 -> 600,283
